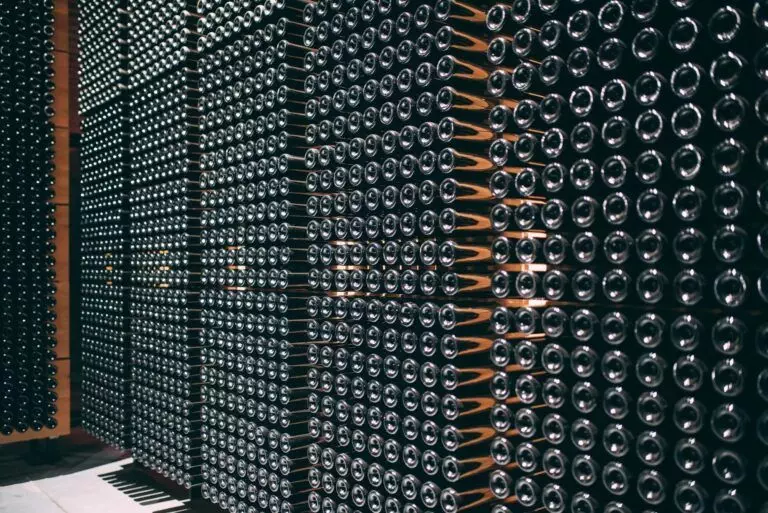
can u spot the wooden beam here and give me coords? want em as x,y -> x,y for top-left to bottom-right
54,205 -> 71,360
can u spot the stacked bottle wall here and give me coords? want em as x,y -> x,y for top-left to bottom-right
194,0 -> 312,510
126,0 -> 203,488
296,1 -> 493,512
299,1 -> 521,513
78,0 -> 131,449
0,0 -> 59,437
482,2 -> 768,513
76,1 -> 768,512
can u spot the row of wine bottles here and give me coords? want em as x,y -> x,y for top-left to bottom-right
125,0 -> 204,487
195,0 -> 313,508
79,0 -> 131,448
0,0 -> 59,437
480,1 -> 768,513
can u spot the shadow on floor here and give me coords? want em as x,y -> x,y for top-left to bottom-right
0,427 -> 128,487
98,464 -> 196,513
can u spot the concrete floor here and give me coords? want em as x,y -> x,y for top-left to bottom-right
0,429 -> 192,513
0,458 -> 193,513
0,458 -> 192,513
0,457 -> 186,513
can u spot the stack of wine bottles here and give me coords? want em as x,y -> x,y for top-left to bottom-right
78,0 -> 131,448
78,0 -> 768,511
299,0 -> 514,512
125,0 -> 203,488
0,0 -> 59,436
482,1 -> 768,512
195,0 -> 312,509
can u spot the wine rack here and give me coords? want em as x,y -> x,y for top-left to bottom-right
125,0 -> 203,487
297,1 -> 508,513
77,0 -> 768,512
195,0 -> 312,509
482,3 -> 768,512
0,0 -> 70,443
79,0 -> 130,448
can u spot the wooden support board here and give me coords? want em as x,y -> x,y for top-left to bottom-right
0,0 -> 72,445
